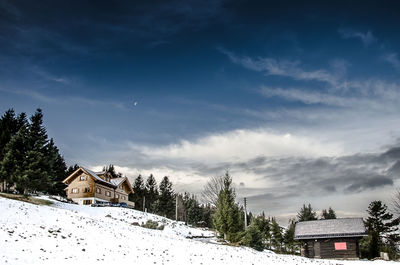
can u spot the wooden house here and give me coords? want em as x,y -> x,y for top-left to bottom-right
294,218 -> 367,259
62,166 -> 134,207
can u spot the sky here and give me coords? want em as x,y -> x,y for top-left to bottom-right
2,0 -> 400,223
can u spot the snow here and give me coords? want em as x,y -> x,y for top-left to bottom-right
0,197 -> 396,265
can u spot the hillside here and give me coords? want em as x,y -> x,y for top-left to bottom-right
0,197 -> 394,265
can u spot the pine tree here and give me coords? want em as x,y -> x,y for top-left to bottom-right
145,174 -> 158,213
45,139 -> 67,196
132,175 -> 146,210
213,172 -> 244,241
184,194 -> 202,226
364,201 -> 400,259
242,224 -> 264,251
297,203 -> 317,222
321,207 -> 337,219
0,118 -> 29,193
251,214 -> 271,249
283,218 -> 297,253
24,109 -> 51,193
156,176 -> 175,218
66,164 -> 79,176
0,109 -> 25,190
271,217 -> 283,252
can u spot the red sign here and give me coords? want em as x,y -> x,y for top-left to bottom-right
334,242 -> 347,250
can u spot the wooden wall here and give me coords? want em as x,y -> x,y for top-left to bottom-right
303,237 -> 360,259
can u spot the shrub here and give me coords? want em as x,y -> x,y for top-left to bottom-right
141,220 -> 164,230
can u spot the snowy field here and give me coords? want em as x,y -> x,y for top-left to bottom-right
0,197 -> 395,265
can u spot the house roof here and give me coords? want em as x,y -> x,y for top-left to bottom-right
294,218 -> 367,240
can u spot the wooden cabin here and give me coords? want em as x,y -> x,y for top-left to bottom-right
62,166 -> 134,207
294,218 -> 367,259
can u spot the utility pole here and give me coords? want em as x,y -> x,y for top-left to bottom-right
175,195 -> 178,221
244,197 -> 248,230
143,195 -> 146,212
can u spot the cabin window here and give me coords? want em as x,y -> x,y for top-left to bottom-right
116,194 -> 119,199
334,242 -> 347,250
83,187 -> 90,193
105,191 -> 111,197
96,188 -> 101,194
83,200 -> 92,205
71,188 -> 79,194
121,196 -> 125,200
79,175 -> 87,181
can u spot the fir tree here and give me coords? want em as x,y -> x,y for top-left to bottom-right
156,176 -> 175,218
321,207 -> 337,219
364,201 -> 400,259
24,109 -> 51,193
131,175 -> 146,210
45,139 -> 67,196
251,214 -> 271,249
0,118 -> 29,193
297,203 -> 317,222
271,217 -> 283,252
145,174 -> 158,212
66,164 -> 79,176
283,218 -> 297,253
184,194 -> 203,226
242,224 -> 264,251
213,172 -> 244,241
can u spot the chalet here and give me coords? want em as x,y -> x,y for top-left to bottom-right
62,166 -> 134,207
294,218 -> 367,259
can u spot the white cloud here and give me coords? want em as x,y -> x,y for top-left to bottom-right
384,53 -> 400,71
138,128 -> 343,163
338,29 -> 377,46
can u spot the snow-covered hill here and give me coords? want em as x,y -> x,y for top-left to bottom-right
0,197 -> 394,265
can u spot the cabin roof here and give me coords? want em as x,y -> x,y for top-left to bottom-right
294,218 -> 367,240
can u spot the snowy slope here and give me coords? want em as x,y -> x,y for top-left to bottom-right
0,197 -> 395,265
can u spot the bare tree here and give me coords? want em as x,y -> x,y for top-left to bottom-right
393,188 -> 400,217
201,173 -> 226,207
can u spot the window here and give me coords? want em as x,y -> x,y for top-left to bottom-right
83,200 -> 92,205
116,194 -> 119,199
105,191 -> 111,197
79,175 -> 87,181
71,188 -> 79,194
96,188 -> 101,194
83,187 -> 90,193
334,242 -> 347,250
121,196 -> 125,200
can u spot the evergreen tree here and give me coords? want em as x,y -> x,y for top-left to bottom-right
242,224 -> 264,251
103,164 -> 122,178
0,109 -> 25,190
66,164 -> 79,176
0,118 -> 29,193
184,194 -> 203,226
200,203 -> 214,228
321,207 -> 337,219
131,175 -> 146,210
45,139 -> 67,196
297,203 -> 317,222
251,214 -> 271,249
24,109 -> 51,193
156,176 -> 175,218
213,172 -> 244,241
145,174 -> 158,212
271,217 -> 283,252
283,218 -> 297,253
364,201 -> 400,259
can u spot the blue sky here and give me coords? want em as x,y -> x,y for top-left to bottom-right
2,0 -> 400,222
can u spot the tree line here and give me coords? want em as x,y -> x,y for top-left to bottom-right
0,108 -> 76,195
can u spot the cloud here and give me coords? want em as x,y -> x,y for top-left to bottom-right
384,53 -> 400,71
220,48 -> 341,87
338,29 -> 377,46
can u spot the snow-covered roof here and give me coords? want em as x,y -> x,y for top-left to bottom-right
110,178 -> 125,186
294,218 -> 367,240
